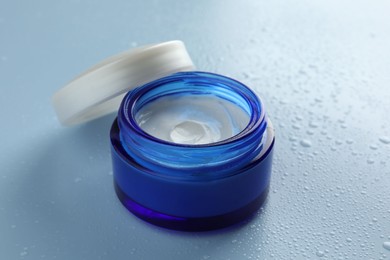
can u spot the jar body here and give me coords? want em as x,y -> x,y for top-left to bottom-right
110,72 -> 275,231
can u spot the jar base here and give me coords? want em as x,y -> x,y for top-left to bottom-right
114,181 -> 269,232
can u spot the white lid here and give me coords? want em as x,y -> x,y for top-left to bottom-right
52,40 -> 195,126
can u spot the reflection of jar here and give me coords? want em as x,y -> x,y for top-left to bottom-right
112,71 -> 275,231
52,41 -> 275,231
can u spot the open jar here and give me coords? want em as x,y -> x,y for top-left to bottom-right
52,41 -> 275,231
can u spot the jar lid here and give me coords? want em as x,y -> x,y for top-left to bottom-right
52,40 -> 195,126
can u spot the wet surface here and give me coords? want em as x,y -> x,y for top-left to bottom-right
0,0 -> 389,259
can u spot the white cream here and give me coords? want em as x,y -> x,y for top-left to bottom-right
136,95 -> 250,145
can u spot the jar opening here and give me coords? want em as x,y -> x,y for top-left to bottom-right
134,92 -> 251,145
118,71 -> 267,180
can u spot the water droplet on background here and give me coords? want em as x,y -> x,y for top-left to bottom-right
369,144 -> 378,150
300,139 -> 312,148
383,241 -> 390,251
367,158 -> 375,164
309,121 -> 319,128
379,136 -> 390,144
74,177 -> 82,183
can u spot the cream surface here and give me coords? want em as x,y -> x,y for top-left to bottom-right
136,95 -> 250,145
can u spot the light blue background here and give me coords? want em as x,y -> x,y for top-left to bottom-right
1,0 -> 390,259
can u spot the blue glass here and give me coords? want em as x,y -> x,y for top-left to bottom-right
117,71 -> 268,180
111,71 -> 275,231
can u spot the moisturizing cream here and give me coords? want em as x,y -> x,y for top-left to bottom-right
112,71 -> 275,231
136,95 -> 250,145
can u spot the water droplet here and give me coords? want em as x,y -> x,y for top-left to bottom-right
383,241 -> 390,251
309,122 -> 319,128
379,136 -> 390,144
74,177 -> 82,183
346,238 -> 352,243
242,72 -> 252,79
369,144 -> 378,150
307,130 -> 315,135
300,139 -> 312,147
292,124 -> 302,130
316,250 -> 325,257
20,251 -> 28,257
367,158 -> 374,164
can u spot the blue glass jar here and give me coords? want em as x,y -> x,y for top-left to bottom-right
110,71 -> 274,231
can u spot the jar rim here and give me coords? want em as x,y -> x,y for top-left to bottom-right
119,71 -> 266,148
117,71 -> 268,178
